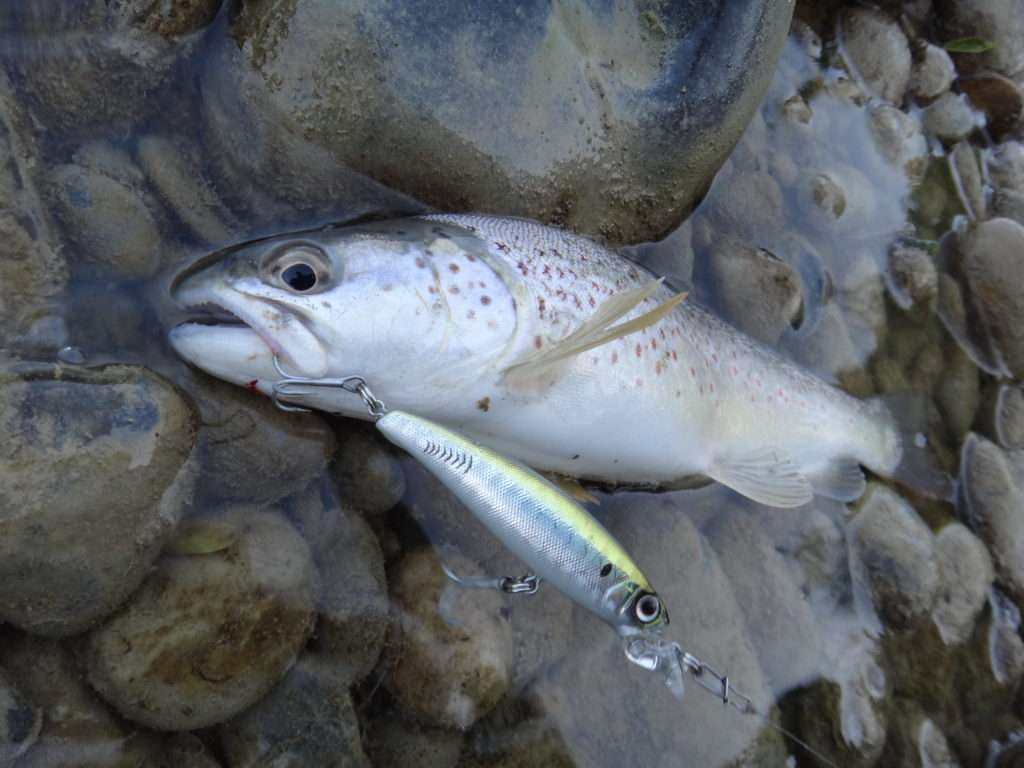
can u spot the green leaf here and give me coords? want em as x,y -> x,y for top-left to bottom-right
169,521 -> 237,555
943,37 -> 995,54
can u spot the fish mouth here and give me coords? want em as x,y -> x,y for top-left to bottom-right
170,280 -> 328,382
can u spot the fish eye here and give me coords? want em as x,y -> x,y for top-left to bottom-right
263,243 -> 332,294
634,593 -> 662,624
282,263 -> 317,291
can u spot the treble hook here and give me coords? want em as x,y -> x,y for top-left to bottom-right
270,354 -> 388,417
441,562 -> 542,595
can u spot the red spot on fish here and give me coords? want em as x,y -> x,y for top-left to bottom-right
466,253 -> 477,262
573,295 -> 582,310
516,261 -> 529,276
660,329 -> 666,340
671,350 -> 678,361
709,383 -> 714,393
537,297 -> 546,317
557,267 -> 565,278
656,362 -> 663,375
690,367 -> 696,377
635,378 -> 643,387
651,339 -> 657,350
467,309 -> 476,319
534,336 -> 543,349
481,295 -> 492,306
449,263 -> 460,273
479,281 -> 487,288
428,285 -> 438,294
635,344 -> 642,358
448,285 -> 460,294
415,257 -> 426,268
712,354 -> 719,364
611,352 -> 619,364
246,380 -> 259,391
543,264 -> 552,277
588,295 -> 596,307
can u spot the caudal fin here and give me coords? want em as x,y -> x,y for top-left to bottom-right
869,392 -> 954,502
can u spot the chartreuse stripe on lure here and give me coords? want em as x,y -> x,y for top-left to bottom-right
375,408 -> 669,636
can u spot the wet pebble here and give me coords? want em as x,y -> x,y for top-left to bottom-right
959,72 -> 1024,138
803,165 -> 877,234
961,433 -> 1024,604
917,718 -> 961,768
0,211 -> 67,343
958,218 -> 1024,379
757,502 -> 847,604
0,364 -> 198,636
48,157 -> 164,278
987,141 -> 1024,225
184,375 -> 337,504
996,384 -> 1024,449
705,170 -> 785,243
705,508 -> 822,694
219,655 -> 368,768
936,0 -> 1024,78
0,667 -> 41,764
83,506 -> 318,731
307,498 -> 389,684
922,92 -> 981,143
887,242 -> 938,310
838,7 -> 911,104
365,719 -> 462,768
796,639 -> 888,768
386,549 -> 513,731
911,44 -> 956,103
932,522 -> 995,645
868,104 -> 929,182
332,424 -> 407,515
707,237 -> 802,345
114,0 -> 222,39
164,733 -> 223,768
950,140 -> 987,220
0,633 -> 162,767
137,134 -> 237,247
847,484 -> 939,633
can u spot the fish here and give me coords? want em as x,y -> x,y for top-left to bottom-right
169,214 -> 905,508
375,407 -> 669,636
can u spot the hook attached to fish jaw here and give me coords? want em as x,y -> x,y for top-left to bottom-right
270,354 -> 388,417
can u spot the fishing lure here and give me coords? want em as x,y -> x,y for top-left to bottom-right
271,359 -> 839,766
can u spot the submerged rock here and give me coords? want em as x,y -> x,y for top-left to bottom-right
838,7 -> 911,104
705,508 -> 822,695
386,549 -> 513,731
365,719 -> 462,768
204,0 -> 794,245
707,237 -> 803,346
910,44 -> 956,104
0,633 -> 162,767
959,72 -> 1024,139
847,484 -> 939,633
988,141 -> 1024,226
961,433 -> 1024,605
182,374 -> 336,504
83,507 -> 318,731
0,666 -> 41,764
957,218 -> 1024,379
332,423 -> 407,516
932,522 -> 995,645
0,364 -> 198,636
219,655 -> 369,768
936,0 -> 1024,78
922,92 -> 980,144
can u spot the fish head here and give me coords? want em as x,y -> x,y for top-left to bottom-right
170,220 -> 516,414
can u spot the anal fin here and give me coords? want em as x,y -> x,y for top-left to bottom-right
808,458 -> 866,502
707,448 -> 814,509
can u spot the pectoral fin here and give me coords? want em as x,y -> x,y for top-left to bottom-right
503,278 -> 686,382
707,448 -> 814,508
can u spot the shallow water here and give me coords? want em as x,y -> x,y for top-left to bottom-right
1,3 -> 1022,767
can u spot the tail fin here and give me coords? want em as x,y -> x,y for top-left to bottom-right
868,392 -> 954,502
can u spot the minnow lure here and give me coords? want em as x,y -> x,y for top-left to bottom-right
271,363 -> 840,766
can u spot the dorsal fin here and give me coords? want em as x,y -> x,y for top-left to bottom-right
502,279 -> 686,382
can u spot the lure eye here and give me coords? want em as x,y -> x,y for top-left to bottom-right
634,593 -> 663,624
282,263 -> 317,291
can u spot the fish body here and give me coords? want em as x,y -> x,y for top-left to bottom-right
376,409 -> 666,633
170,214 -> 901,508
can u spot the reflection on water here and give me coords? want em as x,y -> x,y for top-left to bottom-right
1,4 -> 1023,768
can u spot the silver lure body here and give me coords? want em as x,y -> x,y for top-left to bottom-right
376,409 -> 665,634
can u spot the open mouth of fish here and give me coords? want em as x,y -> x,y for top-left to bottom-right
170,285 -> 329,381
